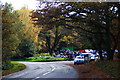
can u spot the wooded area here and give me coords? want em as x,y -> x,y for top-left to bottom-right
2,2 -> 120,70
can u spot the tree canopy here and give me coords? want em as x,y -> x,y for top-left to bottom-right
31,2 -> 120,60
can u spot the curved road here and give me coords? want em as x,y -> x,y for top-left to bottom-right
2,61 -> 78,79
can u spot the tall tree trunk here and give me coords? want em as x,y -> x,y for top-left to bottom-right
51,26 -> 62,55
106,49 -> 114,60
46,36 -> 53,55
49,49 -> 53,56
45,26 -> 62,56
105,28 -> 114,60
98,49 -> 103,60
96,33 -> 104,60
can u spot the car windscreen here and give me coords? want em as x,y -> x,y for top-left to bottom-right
80,54 -> 84,56
76,56 -> 84,59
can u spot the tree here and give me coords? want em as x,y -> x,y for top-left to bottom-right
15,7 -> 40,53
31,3 -> 68,55
2,3 -> 23,69
14,7 -> 44,57
62,2 -> 120,60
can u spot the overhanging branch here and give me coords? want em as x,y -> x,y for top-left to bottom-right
65,24 -> 100,34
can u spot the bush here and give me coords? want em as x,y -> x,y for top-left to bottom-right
18,39 -> 36,57
44,56 -> 53,59
2,60 -> 13,70
26,57 -> 37,60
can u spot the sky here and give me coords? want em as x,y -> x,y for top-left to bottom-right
1,0 -> 40,10
1,0 -> 120,10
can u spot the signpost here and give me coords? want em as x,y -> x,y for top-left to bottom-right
61,47 -> 74,51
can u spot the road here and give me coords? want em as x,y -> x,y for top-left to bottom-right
2,61 -> 78,80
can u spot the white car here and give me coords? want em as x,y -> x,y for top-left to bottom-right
90,54 -> 96,61
74,56 -> 85,64
80,53 -> 91,62
90,53 -> 100,61
80,53 -> 100,62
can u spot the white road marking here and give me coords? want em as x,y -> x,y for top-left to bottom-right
32,65 -> 56,80
36,77 -> 40,78
43,71 -> 51,75
43,65 -> 55,75
32,77 -> 40,80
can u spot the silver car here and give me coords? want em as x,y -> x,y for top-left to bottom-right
74,56 -> 85,65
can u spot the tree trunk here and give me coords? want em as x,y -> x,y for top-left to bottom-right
96,33 -> 104,61
49,49 -> 53,56
98,49 -> 103,60
107,49 -> 114,60
45,26 -> 62,56
46,36 -> 53,55
51,26 -> 62,55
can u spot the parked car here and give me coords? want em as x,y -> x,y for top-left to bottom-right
102,51 -> 107,58
80,53 -> 91,62
80,52 -> 100,62
88,53 -> 100,61
94,52 -> 100,60
90,54 -> 96,61
74,56 -> 85,65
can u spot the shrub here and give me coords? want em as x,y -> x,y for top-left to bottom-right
44,56 -> 53,59
26,57 -> 36,60
18,39 -> 36,57
2,60 -> 13,70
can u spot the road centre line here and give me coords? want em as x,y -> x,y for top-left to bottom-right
32,65 -> 55,80
43,65 -> 55,75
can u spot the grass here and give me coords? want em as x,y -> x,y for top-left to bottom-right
33,53 -> 50,57
94,60 -> 120,78
25,56 -> 68,62
12,56 -> 68,62
2,62 -> 26,76
12,53 -> 69,62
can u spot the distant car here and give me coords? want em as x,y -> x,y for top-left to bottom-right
80,53 -> 100,62
102,51 -> 107,58
90,54 -> 96,61
80,53 -> 91,62
94,53 -> 100,60
74,56 -> 85,65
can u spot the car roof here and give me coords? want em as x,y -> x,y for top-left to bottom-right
76,56 -> 82,57
76,56 -> 84,58
81,53 -> 91,54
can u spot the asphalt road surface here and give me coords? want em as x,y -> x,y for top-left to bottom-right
2,61 -> 78,80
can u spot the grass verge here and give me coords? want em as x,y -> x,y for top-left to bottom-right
25,56 -> 69,62
2,62 -> 26,76
93,60 -> 120,78
12,56 -> 69,62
